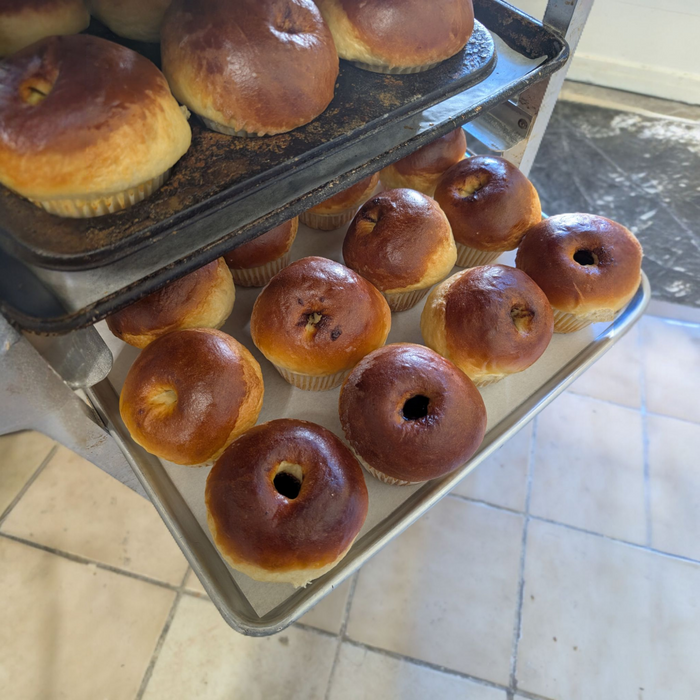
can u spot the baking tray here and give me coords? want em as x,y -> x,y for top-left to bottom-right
86,224 -> 651,636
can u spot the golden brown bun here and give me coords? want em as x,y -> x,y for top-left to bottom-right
515,213 -> 643,320
339,343 -> 486,484
0,35 -> 191,203
421,265 -> 554,385
251,256 -> 391,376
0,0 -> 89,57
224,218 -> 298,270
120,328 -> 263,466
343,188 -> 456,294
206,418 -> 368,587
380,128 -> 467,196
434,155 -> 541,252
307,173 -> 379,216
89,0 -> 172,42
106,259 -> 235,349
161,0 -> 339,136
315,0 -> 474,72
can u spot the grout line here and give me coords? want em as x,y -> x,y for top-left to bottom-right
0,444 -> 58,526
293,621 -> 338,640
447,492 -> 523,516
638,327 -> 653,548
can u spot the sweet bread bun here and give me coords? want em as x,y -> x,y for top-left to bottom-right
380,128 -> 467,196
106,258 -> 235,348
434,155 -> 541,267
339,344 -> 487,485
251,256 -> 391,390
343,188 -> 456,311
421,264 -> 553,387
515,213 -> 643,333
206,418 -> 368,587
0,35 -> 191,218
161,0 -> 339,136
89,0 -> 172,42
300,173 -> 379,230
0,0 -> 89,58
120,328 -> 264,466
315,0 -> 474,74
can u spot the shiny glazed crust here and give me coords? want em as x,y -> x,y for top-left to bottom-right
120,329 -> 264,466
421,265 -> 554,383
515,213 -> 644,318
339,343 -> 487,483
251,256 -> 391,376
0,35 -> 191,201
224,218 -> 298,269
343,188 -> 457,294
0,0 -> 89,57
380,128 -> 467,197
434,155 -> 541,252
205,419 -> 368,587
106,259 -> 235,349
315,0 -> 474,71
307,173 -> 380,216
89,0 -> 172,42
161,0 -> 339,136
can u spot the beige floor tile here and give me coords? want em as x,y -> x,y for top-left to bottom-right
648,415 -> 700,561
0,431 -> 54,517
0,537 -> 175,700
300,577 -> 352,634
568,325 -> 642,408
517,520 -> 700,700
184,568 -> 208,596
328,643 -> 506,700
1,446 -> 188,585
142,595 -> 336,700
345,498 -> 523,685
641,316 -> 700,424
451,422 -> 533,512
530,393 -> 646,544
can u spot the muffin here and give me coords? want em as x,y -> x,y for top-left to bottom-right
120,328 -> 264,466
315,0 -> 474,74
161,0 -> 339,136
343,188 -> 457,311
251,256 -> 391,390
89,0 -> 172,42
421,264 -> 554,387
224,218 -> 298,287
0,35 -> 191,218
339,344 -> 487,485
300,173 -> 379,231
380,128 -> 467,197
516,213 -> 644,333
0,0 -> 89,58
206,419 -> 368,587
434,155 -> 541,268
106,258 -> 235,348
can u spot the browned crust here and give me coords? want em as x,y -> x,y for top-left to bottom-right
339,343 -> 486,482
515,213 -> 644,315
205,418 -> 368,572
308,173 -> 379,215
386,128 -> 466,179
434,155 -> 541,252
224,218 -> 298,269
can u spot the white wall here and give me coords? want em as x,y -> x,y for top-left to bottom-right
513,0 -> 700,105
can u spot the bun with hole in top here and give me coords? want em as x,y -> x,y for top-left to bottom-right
380,128 -> 467,196
0,35 -> 191,218
0,0 -> 89,58
161,0 -> 339,136
251,256 -> 391,391
339,343 -> 487,485
421,264 -> 553,387
434,155 -> 541,268
206,418 -> 368,587
315,0 -> 474,74
119,328 -> 264,466
516,213 -> 643,333
343,188 -> 457,312
89,0 -> 172,43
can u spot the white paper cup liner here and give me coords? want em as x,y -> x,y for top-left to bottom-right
471,375 -> 504,388
299,208 -> 356,231
552,308 -> 594,334
455,243 -> 503,268
351,60 -> 442,74
383,287 -> 430,312
273,366 -> 351,391
349,446 -> 419,486
229,253 -> 290,287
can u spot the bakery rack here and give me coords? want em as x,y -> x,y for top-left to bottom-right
0,0 -> 632,636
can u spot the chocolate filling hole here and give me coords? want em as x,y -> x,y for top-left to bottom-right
402,395 -> 430,421
457,172 -> 490,198
273,462 -> 304,500
19,76 -> 54,105
574,249 -> 599,266
510,305 -> 535,333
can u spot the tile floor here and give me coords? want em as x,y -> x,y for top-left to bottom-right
1,310 -> 699,700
